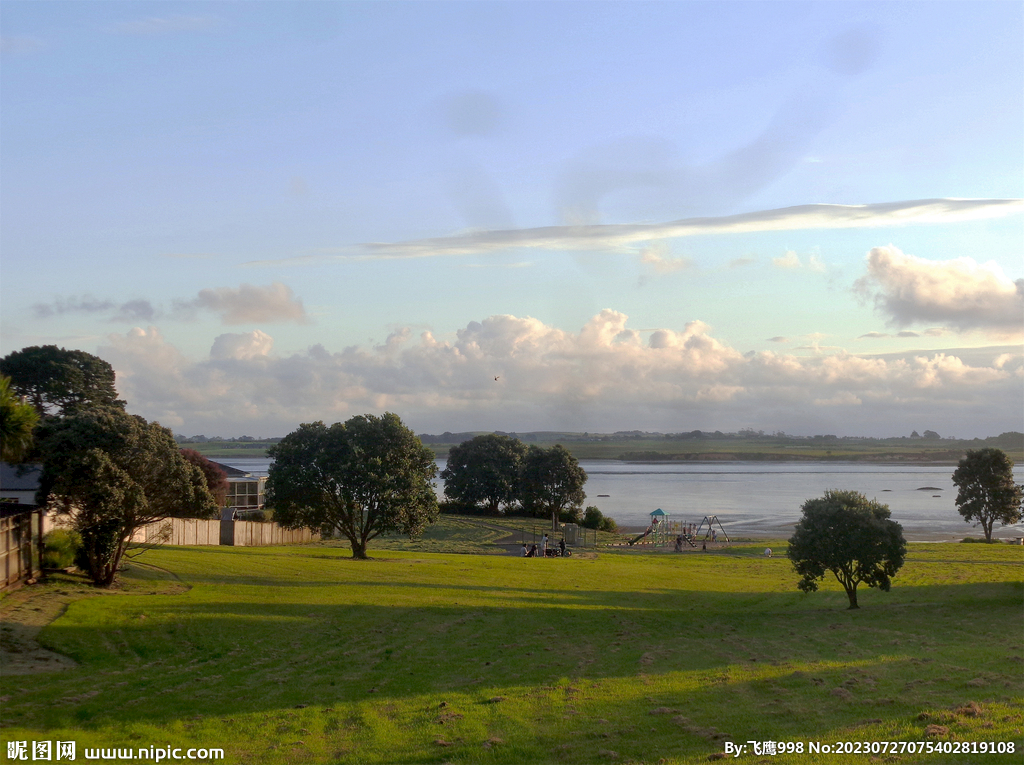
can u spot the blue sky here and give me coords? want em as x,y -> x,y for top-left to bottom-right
2,1 -> 1021,438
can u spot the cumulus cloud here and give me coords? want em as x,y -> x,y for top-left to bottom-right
772,250 -> 826,272
855,245 -> 1024,333
210,331 -> 274,360
175,282 -> 309,325
639,243 -> 692,274
97,311 -> 1022,437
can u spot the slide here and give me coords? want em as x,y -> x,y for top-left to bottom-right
628,525 -> 654,546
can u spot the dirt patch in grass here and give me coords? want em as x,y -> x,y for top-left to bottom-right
1,564 -> 186,675
0,583 -> 81,675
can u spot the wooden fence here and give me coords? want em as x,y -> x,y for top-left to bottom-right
135,518 -> 318,547
1,507 -> 40,590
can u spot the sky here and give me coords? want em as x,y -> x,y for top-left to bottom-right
1,1 -> 1022,439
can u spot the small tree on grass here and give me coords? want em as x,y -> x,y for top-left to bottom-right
267,413 -> 438,559
787,489 -> 906,609
440,434 -> 527,514
951,448 -> 1023,542
520,444 -> 587,531
38,409 -> 217,586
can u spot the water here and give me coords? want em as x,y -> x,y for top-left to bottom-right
214,457 -> 1023,542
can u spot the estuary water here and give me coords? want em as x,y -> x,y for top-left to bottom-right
217,457 -> 1023,542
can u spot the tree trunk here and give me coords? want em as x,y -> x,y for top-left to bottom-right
982,517 -> 993,542
844,583 -> 859,609
349,536 -> 368,559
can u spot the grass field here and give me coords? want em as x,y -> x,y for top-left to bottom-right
1,529 -> 1021,764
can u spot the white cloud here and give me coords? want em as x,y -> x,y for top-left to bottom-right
97,311 -> 1022,438
773,250 -> 802,269
176,282 -> 309,325
211,331 -> 274,361
639,243 -> 692,274
244,198 -> 1022,264
855,245 -> 1024,333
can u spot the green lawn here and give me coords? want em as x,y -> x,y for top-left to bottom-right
1,538 -> 1021,764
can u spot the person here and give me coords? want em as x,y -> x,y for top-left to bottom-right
522,543 -> 528,557
527,544 -> 537,557
674,535 -> 683,552
764,547 -> 772,558
540,533 -> 548,557
711,529 -> 717,543
559,537 -> 566,556
701,541 -> 707,552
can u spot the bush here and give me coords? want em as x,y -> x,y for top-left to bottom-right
598,515 -> 617,532
582,506 -> 603,529
559,506 -> 582,524
42,529 -> 83,569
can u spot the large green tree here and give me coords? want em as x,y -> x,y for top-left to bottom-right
441,434 -> 528,513
787,489 -> 906,609
520,444 -> 587,530
38,409 -> 218,586
0,375 -> 39,463
0,345 -> 124,418
951,448 -> 1023,542
266,413 -> 438,559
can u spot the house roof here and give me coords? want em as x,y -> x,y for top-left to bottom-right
210,460 -> 252,478
0,462 -> 42,491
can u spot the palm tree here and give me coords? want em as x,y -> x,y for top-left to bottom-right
1,375 -> 39,462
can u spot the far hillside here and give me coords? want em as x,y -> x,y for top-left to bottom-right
177,430 -> 1023,464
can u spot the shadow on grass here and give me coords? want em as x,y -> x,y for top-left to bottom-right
4,575 -> 1019,736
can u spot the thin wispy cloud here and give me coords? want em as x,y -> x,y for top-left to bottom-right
32,283 -> 308,326
245,198 -> 1022,266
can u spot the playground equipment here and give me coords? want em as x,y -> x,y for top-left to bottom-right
694,514 -> 730,543
629,508 -> 671,546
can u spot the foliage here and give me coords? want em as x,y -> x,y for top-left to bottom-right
582,505 -> 604,529
37,408 -> 217,586
787,489 -> 907,609
41,528 -> 83,569
266,413 -> 438,559
520,444 -> 587,529
180,448 -> 229,508
951,448 -> 1024,542
0,375 -> 39,462
0,345 -> 124,418
440,433 -> 527,513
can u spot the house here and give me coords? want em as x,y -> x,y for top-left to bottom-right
211,461 -> 267,520
1,463 -> 45,590
0,461 -> 42,506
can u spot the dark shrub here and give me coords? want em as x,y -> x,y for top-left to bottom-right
582,505 -> 603,529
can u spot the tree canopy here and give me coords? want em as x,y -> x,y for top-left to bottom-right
951,448 -> 1023,542
787,489 -> 906,609
266,413 -> 438,559
180,448 -> 229,508
520,444 -> 587,530
38,408 -> 218,586
0,345 -> 124,418
1,375 -> 39,463
441,434 -> 528,513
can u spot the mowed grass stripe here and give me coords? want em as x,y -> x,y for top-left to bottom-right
1,541 -> 1020,764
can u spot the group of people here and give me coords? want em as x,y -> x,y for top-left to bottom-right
522,533 -> 567,558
